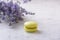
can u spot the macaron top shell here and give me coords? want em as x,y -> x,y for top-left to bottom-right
24,21 -> 37,28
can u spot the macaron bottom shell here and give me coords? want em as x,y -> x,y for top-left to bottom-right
24,27 -> 37,32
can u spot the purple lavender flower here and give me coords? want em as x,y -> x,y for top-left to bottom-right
7,1 -> 13,7
23,0 -> 31,3
0,0 -> 35,26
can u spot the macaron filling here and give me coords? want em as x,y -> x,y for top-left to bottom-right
24,27 -> 37,32
25,26 -> 37,29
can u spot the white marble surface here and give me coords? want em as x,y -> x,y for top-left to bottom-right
0,0 -> 60,40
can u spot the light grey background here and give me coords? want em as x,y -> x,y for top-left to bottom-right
0,0 -> 60,40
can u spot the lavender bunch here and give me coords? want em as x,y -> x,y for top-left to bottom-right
0,0 -> 35,26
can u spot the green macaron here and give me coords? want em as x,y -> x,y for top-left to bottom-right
24,21 -> 38,32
